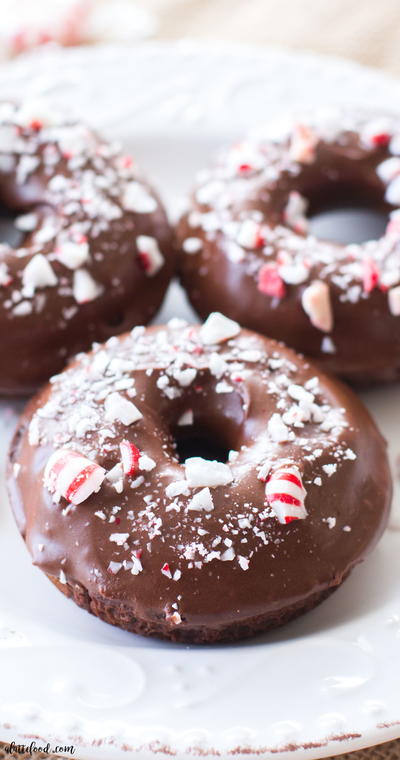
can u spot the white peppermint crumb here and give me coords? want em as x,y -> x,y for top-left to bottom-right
268,413 -> 290,442
139,454 -> 156,472
187,487 -> 214,512
166,480 -> 190,498
216,380 -> 234,394
322,463 -> 337,477
57,240 -> 90,270
288,383 -> 314,405
123,181 -> 157,213
220,547 -> 235,561
108,561 -> 122,574
73,268 -> 102,304
177,409 -> 194,426
185,457 -> 233,488
130,475 -> 145,489
22,254 -> 57,296
173,367 -> 197,387
321,336 -> 336,354
109,532 -> 129,545
240,349 -> 262,362
183,237 -> 202,254
209,352 -> 227,378
200,312 -> 240,344
104,392 -> 143,425
15,212 -> 37,231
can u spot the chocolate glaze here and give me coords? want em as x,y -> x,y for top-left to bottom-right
0,100 -> 175,395
177,111 -> 400,384
7,319 -> 391,643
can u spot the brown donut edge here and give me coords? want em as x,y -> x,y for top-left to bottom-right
47,571 -> 349,645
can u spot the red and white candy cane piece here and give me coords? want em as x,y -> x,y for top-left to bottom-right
289,124 -> 318,164
361,118 -> 392,148
301,280 -> 333,332
257,263 -> 286,299
362,258 -> 380,294
136,235 -> 165,277
44,449 -> 105,505
283,191 -> 308,234
120,439 -> 140,475
236,219 -> 265,250
265,465 -> 307,524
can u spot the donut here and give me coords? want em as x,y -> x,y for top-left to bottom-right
8,313 -> 391,643
177,111 -> 400,384
1,0 -> 153,59
0,99 -> 174,394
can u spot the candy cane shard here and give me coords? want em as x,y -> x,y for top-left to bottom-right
289,124 -> 318,164
301,280 -> 333,332
136,235 -> 165,276
120,439 -> 140,475
44,449 -> 106,505
265,465 -> 307,524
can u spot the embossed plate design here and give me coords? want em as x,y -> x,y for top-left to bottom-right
0,41 -> 399,759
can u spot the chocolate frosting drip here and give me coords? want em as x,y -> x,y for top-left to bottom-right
7,319 -> 391,641
0,100 -> 175,394
177,111 -> 400,383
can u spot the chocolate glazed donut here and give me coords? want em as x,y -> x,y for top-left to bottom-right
7,314 -> 391,643
0,100 -> 175,395
177,111 -> 400,384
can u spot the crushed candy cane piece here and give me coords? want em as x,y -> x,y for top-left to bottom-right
22,254 -> 57,296
265,465 -> 307,524
57,239 -> 90,270
187,487 -> 214,512
200,312 -> 240,344
236,219 -> 265,249
122,181 -> 157,213
283,191 -> 308,233
185,457 -> 233,488
161,562 -> 172,579
289,124 -> 318,164
44,448 -> 105,505
139,454 -> 156,471
136,235 -> 164,276
104,392 -> 143,425
258,263 -> 286,299
73,268 -> 102,304
363,258 -> 380,294
120,439 -> 140,475
302,280 -> 333,332
362,118 -> 392,148
177,409 -> 194,426
183,237 -> 202,254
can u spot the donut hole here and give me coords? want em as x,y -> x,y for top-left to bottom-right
173,427 -> 231,463
306,181 -> 389,245
169,385 -> 246,464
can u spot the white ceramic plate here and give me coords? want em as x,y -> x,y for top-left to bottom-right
0,41 -> 400,760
